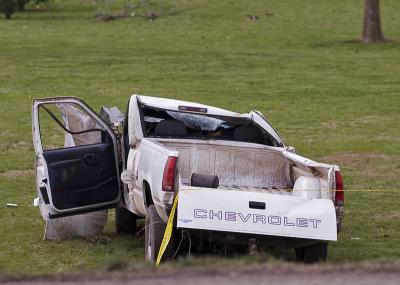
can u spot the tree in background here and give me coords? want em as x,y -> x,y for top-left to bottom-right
17,0 -> 29,11
0,0 -> 16,19
362,0 -> 385,43
94,0 -> 136,21
17,0 -> 48,11
0,0 -> 48,19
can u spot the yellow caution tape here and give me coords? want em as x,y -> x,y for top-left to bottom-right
298,190 -> 400,192
156,193 -> 179,266
178,186 -> 400,193
334,190 -> 400,192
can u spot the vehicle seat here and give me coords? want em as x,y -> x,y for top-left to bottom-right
233,124 -> 265,144
154,120 -> 187,137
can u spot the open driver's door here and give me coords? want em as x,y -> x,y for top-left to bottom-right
32,97 -> 121,219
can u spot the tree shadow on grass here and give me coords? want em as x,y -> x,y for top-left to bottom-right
171,236 -> 297,267
310,38 -> 397,49
8,13 -> 92,21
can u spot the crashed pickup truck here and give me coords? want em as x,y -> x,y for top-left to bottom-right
32,95 -> 344,263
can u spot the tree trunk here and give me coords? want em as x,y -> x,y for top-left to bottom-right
17,0 -> 30,11
18,2 -> 26,11
362,0 -> 385,43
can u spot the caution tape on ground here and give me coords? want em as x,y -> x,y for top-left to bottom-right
156,193 -> 179,266
250,189 -> 400,192
300,190 -> 400,192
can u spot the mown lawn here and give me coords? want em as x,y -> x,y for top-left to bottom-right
0,0 -> 399,274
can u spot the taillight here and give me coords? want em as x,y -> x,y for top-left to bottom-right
335,171 -> 344,203
162,156 -> 177,192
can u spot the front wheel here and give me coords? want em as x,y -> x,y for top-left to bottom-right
144,205 -> 175,263
295,242 -> 328,263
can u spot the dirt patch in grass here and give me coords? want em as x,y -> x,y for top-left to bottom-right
1,261 -> 400,284
0,170 -> 34,178
0,141 -> 33,152
375,211 -> 400,220
321,121 -> 338,129
0,88 -> 11,95
322,153 -> 393,166
322,152 -> 400,184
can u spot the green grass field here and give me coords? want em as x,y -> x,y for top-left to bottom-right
0,0 -> 399,274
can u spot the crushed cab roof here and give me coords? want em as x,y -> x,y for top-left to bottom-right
135,95 -> 240,117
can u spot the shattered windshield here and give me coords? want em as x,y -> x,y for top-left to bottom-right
140,104 -> 280,147
166,111 -> 224,131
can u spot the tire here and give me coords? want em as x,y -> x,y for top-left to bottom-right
144,205 -> 175,263
115,207 -> 137,235
144,206 -> 175,263
295,243 -> 328,263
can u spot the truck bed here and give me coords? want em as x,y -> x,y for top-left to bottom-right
216,185 -> 293,196
146,138 -> 338,242
157,138 -> 294,190
155,138 -> 334,199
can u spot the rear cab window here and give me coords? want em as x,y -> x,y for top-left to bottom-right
138,101 -> 282,147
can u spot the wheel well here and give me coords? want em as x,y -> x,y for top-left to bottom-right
143,181 -> 153,206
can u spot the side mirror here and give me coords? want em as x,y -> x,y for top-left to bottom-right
286,146 -> 296,153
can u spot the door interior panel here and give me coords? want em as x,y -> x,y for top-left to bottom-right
43,143 -> 119,210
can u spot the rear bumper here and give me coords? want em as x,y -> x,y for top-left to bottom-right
177,187 -> 337,242
186,228 -> 328,249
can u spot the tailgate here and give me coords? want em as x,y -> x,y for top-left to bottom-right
177,187 -> 337,241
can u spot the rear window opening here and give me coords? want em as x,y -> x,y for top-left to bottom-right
139,103 -> 280,147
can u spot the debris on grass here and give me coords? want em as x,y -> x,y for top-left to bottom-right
107,261 -> 129,272
95,11 -> 159,21
144,12 -> 159,21
246,15 -> 259,21
94,12 -> 129,22
6,203 -> 18,208
265,10 -> 274,16
87,235 -> 111,245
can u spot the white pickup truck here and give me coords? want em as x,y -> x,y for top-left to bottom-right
32,95 -> 344,263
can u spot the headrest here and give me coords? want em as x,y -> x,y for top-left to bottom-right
154,120 -> 187,136
233,124 -> 264,144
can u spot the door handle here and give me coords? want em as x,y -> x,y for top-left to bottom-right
83,154 -> 100,165
249,201 -> 266,210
